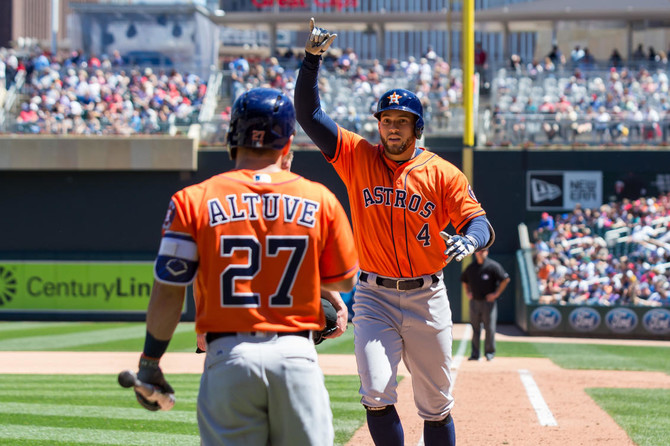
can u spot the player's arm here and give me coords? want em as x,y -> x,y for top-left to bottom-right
441,215 -> 494,263
295,18 -> 339,159
321,274 -> 356,293
134,194 -> 198,410
145,281 -> 186,343
462,215 -> 495,250
320,289 -> 348,338
133,281 -> 185,411
319,190 -> 359,292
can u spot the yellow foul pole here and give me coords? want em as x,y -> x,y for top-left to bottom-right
462,0 -> 474,147
461,0 -> 475,322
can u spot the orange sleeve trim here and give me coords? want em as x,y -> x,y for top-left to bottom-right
329,125 -> 343,164
321,264 -> 359,283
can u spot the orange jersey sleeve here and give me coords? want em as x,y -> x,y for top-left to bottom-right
328,126 -> 485,278
157,170 -> 358,334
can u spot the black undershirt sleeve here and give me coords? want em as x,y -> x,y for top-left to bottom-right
295,53 -> 339,159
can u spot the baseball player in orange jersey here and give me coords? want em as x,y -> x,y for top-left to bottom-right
296,19 -> 494,446
194,149 -> 350,353
133,87 -> 358,446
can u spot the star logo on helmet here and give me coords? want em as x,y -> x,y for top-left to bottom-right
388,92 -> 401,105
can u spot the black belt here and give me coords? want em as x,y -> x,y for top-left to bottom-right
206,330 -> 311,344
359,272 -> 438,291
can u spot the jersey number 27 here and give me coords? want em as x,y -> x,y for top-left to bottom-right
220,235 -> 308,308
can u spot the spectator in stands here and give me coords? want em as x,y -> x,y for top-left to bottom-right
475,42 -> 488,85
571,45 -> 585,65
423,45 -> 437,62
579,48 -> 596,69
609,49 -> 623,68
403,56 -> 420,82
547,44 -> 563,66
509,53 -> 522,73
229,55 -> 250,77
18,102 -> 38,123
542,56 -> 556,73
384,58 -> 399,73
533,194 -> 670,307
633,44 -> 646,62
338,47 -> 358,72
542,115 -> 560,143
594,106 -> 612,143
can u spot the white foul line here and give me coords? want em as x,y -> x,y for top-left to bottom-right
518,369 -> 558,426
416,324 -> 472,446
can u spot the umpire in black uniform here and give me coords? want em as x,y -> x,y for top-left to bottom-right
461,248 -> 510,361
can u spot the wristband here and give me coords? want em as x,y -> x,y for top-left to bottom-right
464,235 -> 479,250
142,331 -> 170,360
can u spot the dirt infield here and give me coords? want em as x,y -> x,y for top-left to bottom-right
2,324 -> 669,446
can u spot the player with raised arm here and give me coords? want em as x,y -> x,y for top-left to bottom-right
130,87 -> 358,446
296,18 -> 494,446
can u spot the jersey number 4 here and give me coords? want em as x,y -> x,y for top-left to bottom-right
220,235 -> 308,308
416,223 -> 431,246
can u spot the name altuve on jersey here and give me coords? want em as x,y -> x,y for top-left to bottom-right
207,193 -> 320,227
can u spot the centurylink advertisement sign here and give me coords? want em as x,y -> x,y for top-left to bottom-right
0,261 -> 154,312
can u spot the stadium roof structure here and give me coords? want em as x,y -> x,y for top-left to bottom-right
71,0 -> 670,60
208,0 -> 670,31
479,0 -> 670,23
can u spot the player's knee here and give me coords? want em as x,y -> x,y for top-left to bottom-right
364,404 -> 395,417
424,413 -> 453,427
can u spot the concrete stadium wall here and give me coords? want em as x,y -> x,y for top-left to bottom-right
0,136 -> 198,171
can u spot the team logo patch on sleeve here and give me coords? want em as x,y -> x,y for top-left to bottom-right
155,232 -> 199,285
468,185 -> 478,202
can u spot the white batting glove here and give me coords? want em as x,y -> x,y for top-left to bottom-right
305,17 -> 337,56
440,232 -> 477,263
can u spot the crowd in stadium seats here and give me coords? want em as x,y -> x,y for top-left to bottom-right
4,42 -> 670,142
1,47 -> 206,135
489,44 -> 670,147
532,193 -> 670,307
223,49 -> 464,140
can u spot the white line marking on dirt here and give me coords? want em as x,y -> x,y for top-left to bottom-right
415,324 -> 472,446
518,368 -> 558,426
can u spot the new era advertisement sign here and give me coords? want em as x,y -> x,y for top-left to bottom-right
527,171 -> 602,210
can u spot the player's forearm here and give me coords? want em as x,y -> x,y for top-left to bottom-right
295,53 -> 338,158
461,215 -> 494,250
145,281 -> 187,342
321,289 -> 346,312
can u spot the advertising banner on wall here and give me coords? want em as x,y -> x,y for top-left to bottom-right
524,304 -> 670,339
0,261 -> 157,313
527,170 -> 603,211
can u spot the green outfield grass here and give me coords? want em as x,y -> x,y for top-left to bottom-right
0,374 -> 362,446
587,388 -> 670,446
1,321 -> 669,445
495,341 -> 670,373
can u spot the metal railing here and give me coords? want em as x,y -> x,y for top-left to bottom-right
483,113 -> 670,147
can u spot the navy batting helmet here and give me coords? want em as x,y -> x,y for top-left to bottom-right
227,87 -> 296,153
374,88 -> 424,139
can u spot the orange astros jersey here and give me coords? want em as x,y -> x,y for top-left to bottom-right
330,127 -> 485,278
155,169 -> 358,335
